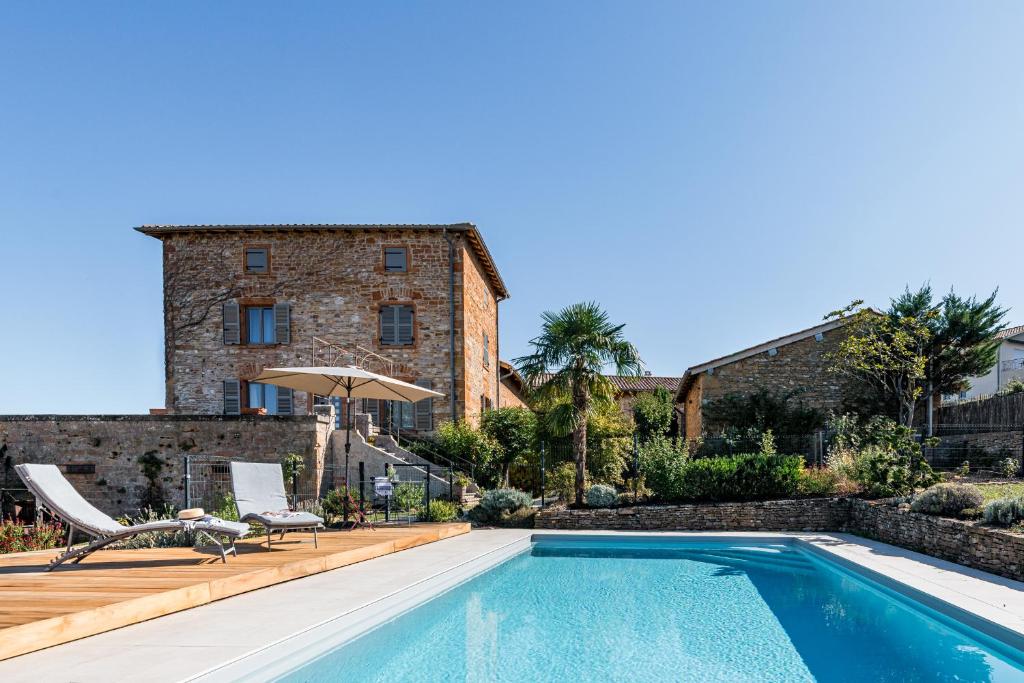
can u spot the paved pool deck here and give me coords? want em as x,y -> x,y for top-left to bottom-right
0,529 -> 1021,682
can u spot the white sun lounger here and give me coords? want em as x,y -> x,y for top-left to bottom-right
15,463 -> 250,571
230,462 -> 324,551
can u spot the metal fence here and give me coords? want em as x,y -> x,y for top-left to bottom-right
181,454 -> 454,525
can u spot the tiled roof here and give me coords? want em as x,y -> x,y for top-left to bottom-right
135,222 -> 509,300
532,372 -> 679,394
997,325 -> 1024,340
604,375 -> 681,393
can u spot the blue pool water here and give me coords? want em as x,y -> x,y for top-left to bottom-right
277,538 -> 1024,682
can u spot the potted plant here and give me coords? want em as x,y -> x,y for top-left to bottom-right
453,472 -> 472,501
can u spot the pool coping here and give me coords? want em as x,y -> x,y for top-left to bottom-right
1,529 -> 1021,682
191,530 -> 1024,682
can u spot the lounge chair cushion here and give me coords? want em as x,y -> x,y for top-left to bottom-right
16,464 -> 124,536
15,463 -> 250,539
230,461 -> 292,519
240,510 -> 324,528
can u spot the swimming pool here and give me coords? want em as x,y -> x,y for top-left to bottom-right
253,536 -> 1024,682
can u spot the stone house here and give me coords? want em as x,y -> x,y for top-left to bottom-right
606,373 -> 681,417
675,318 -> 854,438
137,223 -> 510,433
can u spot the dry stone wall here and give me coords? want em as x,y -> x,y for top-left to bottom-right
0,414 -> 331,516
536,497 -> 1024,582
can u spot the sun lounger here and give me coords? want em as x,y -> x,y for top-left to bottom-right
230,462 -> 324,550
14,463 -> 250,571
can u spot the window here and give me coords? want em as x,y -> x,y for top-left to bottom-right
380,305 -> 414,345
390,401 -> 415,431
247,382 -> 292,414
245,248 -> 269,273
480,394 -> 492,414
483,332 -> 490,368
248,382 -> 278,414
247,307 -> 276,344
384,247 -> 408,272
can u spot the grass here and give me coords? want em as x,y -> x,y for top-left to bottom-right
975,482 -> 1024,504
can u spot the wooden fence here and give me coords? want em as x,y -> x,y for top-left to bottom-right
939,392 -> 1024,429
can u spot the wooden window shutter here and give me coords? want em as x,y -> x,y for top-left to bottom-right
276,387 -> 294,415
414,379 -> 433,431
380,307 -> 396,345
223,379 -> 241,415
273,302 -> 291,344
223,301 -> 240,345
398,306 -> 414,344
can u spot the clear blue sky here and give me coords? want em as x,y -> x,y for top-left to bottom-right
1,2 -> 1022,413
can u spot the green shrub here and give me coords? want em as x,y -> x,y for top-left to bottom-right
1000,458 -> 1021,479
321,487 -> 349,523
798,467 -> 839,497
852,443 -> 939,498
910,483 -> 984,517
114,505 -> 193,548
426,499 -> 459,522
676,454 -> 804,502
638,436 -> 689,502
982,497 -> 1024,526
548,462 -> 588,504
587,484 -> 617,508
392,482 -> 423,511
210,491 -> 241,522
479,488 -> 533,516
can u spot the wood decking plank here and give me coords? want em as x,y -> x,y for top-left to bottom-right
0,523 -> 469,661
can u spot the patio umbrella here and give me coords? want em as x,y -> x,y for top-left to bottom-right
249,366 -> 445,509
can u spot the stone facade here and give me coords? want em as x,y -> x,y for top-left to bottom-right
535,498 -> 851,532
536,497 -> 1024,582
139,224 -> 509,431
678,321 -> 853,437
847,499 -> 1024,582
0,414 -> 332,517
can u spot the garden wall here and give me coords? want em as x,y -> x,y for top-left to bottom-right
535,498 -> 851,532
847,499 -> 1024,581
536,498 -> 1024,582
0,414 -> 333,517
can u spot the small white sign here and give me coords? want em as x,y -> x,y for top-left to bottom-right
374,479 -> 394,497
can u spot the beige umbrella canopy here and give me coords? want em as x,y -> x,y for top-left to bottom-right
251,366 -> 443,404
251,366 -> 445,500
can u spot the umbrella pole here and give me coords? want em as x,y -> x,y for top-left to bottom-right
344,390 -> 352,524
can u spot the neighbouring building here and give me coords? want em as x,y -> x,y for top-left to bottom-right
605,373 -> 681,417
137,223 -> 510,433
675,318 -> 855,438
946,325 -> 1024,401
497,360 -> 529,409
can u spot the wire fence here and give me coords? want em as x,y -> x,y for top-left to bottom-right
182,455 -> 455,525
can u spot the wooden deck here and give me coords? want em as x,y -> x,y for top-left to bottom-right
0,523 -> 469,661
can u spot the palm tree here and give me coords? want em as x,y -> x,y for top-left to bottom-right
515,302 -> 642,506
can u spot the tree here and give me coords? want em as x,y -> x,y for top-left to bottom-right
826,286 -> 1007,427
515,302 -> 642,505
632,386 -> 675,443
826,301 -> 931,427
434,420 -> 500,486
890,285 -> 1007,399
480,407 -> 537,486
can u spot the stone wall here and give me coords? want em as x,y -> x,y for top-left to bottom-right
683,327 -> 854,437
535,497 -> 1024,582
0,414 -> 332,517
150,227 -> 503,430
848,499 -> 1024,581
535,498 -> 851,532
460,243 -> 500,425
